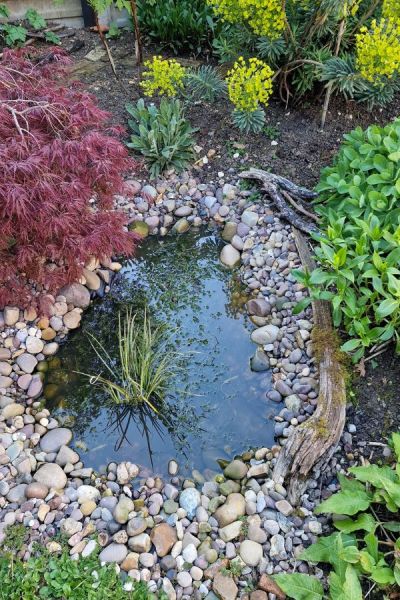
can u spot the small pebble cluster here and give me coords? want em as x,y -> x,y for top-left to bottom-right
0,170 -> 364,599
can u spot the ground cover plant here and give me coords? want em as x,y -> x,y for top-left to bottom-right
295,118 -> 400,361
0,527 -> 164,599
207,0 -> 400,124
274,432 -> 400,599
0,48 -> 138,309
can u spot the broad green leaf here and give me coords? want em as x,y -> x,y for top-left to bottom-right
337,474 -> 366,494
328,571 -> 346,600
365,532 -> 379,562
392,432 -> 400,460
359,550 -> 375,572
293,298 -> 312,315
273,574 -> 323,600
376,298 -> 399,319
341,339 -> 362,352
300,533 -> 356,566
384,521 -> 400,532
394,565 -> 400,586
315,488 -> 372,516
371,566 -> 395,585
349,464 -> 397,486
342,565 -> 363,600
335,513 -> 376,533
339,545 -> 360,563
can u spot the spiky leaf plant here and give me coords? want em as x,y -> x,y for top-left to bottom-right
82,309 -> 182,414
256,36 -> 285,68
185,65 -> 227,102
320,54 -> 367,99
126,98 -> 197,178
232,108 -> 266,133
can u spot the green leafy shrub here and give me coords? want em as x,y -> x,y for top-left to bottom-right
273,432 -> 400,599
295,119 -> 400,361
0,538 -> 162,599
0,4 -> 27,47
0,5 -> 60,46
25,8 -> 46,30
136,0 -> 215,54
126,98 -> 197,178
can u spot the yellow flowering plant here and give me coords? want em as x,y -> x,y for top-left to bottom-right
383,0 -> 400,20
226,57 -> 274,132
227,57 -> 274,111
207,0 -> 285,40
140,56 -> 186,97
207,0 -> 400,122
356,18 -> 400,83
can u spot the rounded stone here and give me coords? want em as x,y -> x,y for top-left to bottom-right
16,353 -> 38,374
224,460 -> 248,480
239,540 -> 263,566
40,428 -> 72,453
99,543 -> 128,564
59,283 -> 91,309
220,244 -> 241,268
25,336 -> 44,354
151,523 -> 177,557
2,403 -> 24,419
179,488 -> 201,518
214,493 -> 246,527
177,571 -> 192,588
34,463 -> 67,490
250,324 -> 280,345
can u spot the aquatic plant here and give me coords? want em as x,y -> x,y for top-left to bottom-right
83,309 -> 181,413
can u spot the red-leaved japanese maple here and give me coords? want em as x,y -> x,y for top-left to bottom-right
0,47 -> 139,310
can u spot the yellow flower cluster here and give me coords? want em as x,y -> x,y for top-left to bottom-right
226,57 -> 274,112
356,18 -> 400,83
140,56 -> 186,97
383,0 -> 400,20
207,0 -> 285,40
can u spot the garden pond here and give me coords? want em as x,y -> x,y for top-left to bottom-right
43,229 -> 276,476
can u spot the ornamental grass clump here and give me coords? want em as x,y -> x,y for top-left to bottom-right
295,119 -> 400,361
140,55 -> 186,97
84,309 -> 181,414
226,57 -> 274,132
0,48 -> 138,310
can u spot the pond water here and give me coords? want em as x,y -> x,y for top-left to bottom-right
44,229 -> 276,477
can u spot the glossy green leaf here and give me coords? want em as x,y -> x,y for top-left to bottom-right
273,574 -> 323,600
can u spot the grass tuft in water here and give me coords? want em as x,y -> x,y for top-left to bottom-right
80,309 -> 180,414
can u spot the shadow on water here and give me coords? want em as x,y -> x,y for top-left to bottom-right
44,227 -> 276,476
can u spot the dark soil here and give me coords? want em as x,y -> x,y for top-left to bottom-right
7,27 -> 400,445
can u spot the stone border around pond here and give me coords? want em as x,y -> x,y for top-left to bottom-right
0,171 -> 354,599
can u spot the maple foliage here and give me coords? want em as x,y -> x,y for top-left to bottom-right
0,48 -> 139,310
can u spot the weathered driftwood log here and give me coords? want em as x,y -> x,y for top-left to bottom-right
240,169 -> 347,505
239,168 -> 319,235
